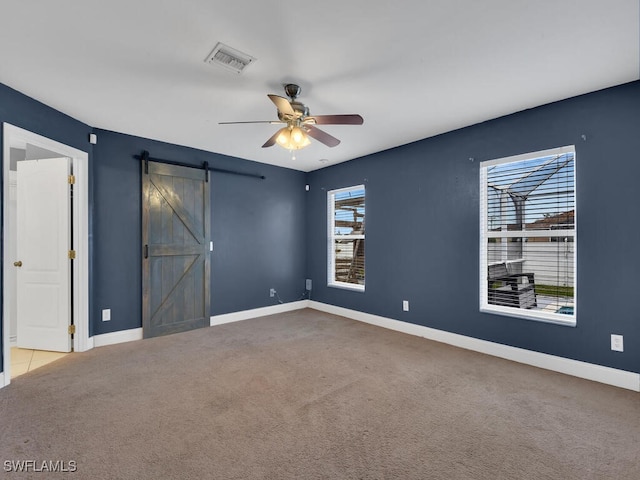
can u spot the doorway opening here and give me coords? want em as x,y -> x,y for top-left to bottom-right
10,347 -> 68,378
2,123 -> 90,387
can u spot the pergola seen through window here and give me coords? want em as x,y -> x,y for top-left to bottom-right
481,146 -> 576,326
327,185 -> 365,290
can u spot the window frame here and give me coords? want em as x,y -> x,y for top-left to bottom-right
479,146 -> 577,327
327,184 -> 365,292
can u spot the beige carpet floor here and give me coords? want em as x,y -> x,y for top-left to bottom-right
1,309 -> 638,479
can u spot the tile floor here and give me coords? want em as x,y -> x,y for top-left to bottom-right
10,347 -> 69,378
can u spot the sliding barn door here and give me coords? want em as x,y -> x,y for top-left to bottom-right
142,161 -> 210,339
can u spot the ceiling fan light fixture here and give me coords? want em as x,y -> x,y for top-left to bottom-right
276,126 -> 310,150
291,126 -> 305,144
276,128 -> 290,147
299,135 -> 311,148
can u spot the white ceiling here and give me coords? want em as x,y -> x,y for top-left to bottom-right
0,1 -> 638,172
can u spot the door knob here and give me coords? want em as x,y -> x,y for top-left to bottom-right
13,261 -> 22,267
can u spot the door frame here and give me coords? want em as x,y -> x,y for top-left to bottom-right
2,123 -> 91,387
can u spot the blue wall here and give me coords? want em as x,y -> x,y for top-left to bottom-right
0,83 -> 306,373
91,130 -> 306,335
2,79 -> 639,378
306,80 -> 640,374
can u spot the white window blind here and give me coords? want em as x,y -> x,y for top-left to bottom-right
328,185 -> 365,290
480,146 -> 576,326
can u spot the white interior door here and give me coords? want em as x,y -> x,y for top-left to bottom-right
16,157 -> 71,352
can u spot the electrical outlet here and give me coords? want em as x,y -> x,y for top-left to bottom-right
306,279 -> 312,291
270,288 -> 276,298
102,309 -> 111,321
403,300 -> 409,312
611,334 -> 624,352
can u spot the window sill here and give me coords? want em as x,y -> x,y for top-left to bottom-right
480,305 -> 576,327
328,282 -> 365,293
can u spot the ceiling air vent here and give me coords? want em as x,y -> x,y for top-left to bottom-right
205,42 -> 256,74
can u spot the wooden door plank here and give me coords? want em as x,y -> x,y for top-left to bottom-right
150,174 -> 203,243
150,255 -> 202,324
149,244 -> 205,256
142,163 -> 151,332
172,176 -> 187,245
152,253 -> 199,318
203,176 -> 211,322
148,161 -> 207,181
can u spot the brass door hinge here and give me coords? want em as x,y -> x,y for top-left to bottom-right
68,175 -> 76,185
68,325 -> 76,335
68,250 -> 76,260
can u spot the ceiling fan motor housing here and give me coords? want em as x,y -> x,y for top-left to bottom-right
291,101 -> 309,118
277,101 -> 309,123
284,83 -> 302,100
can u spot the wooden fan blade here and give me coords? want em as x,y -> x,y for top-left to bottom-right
268,94 -> 295,116
307,114 -> 364,125
219,120 -> 283,125
262,127 -> 286,148
305,126 -> 340,147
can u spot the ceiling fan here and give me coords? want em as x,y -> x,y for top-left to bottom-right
219,84 -> 363,151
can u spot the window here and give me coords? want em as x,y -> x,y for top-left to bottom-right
328,185 -> 365,290
480,146 -> 576,326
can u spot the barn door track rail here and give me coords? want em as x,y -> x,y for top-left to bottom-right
134,151 -> 265,180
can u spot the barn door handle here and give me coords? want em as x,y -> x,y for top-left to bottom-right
13,260 -> 22,267
144,245 -> 149,259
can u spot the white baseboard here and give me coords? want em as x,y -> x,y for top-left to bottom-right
49,299 -> 639,393
91,302 -> 310,348
309,301 -> 640,392
0,371 -> 5,388
210,300 -> 310,327
93,328 -> 143,348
